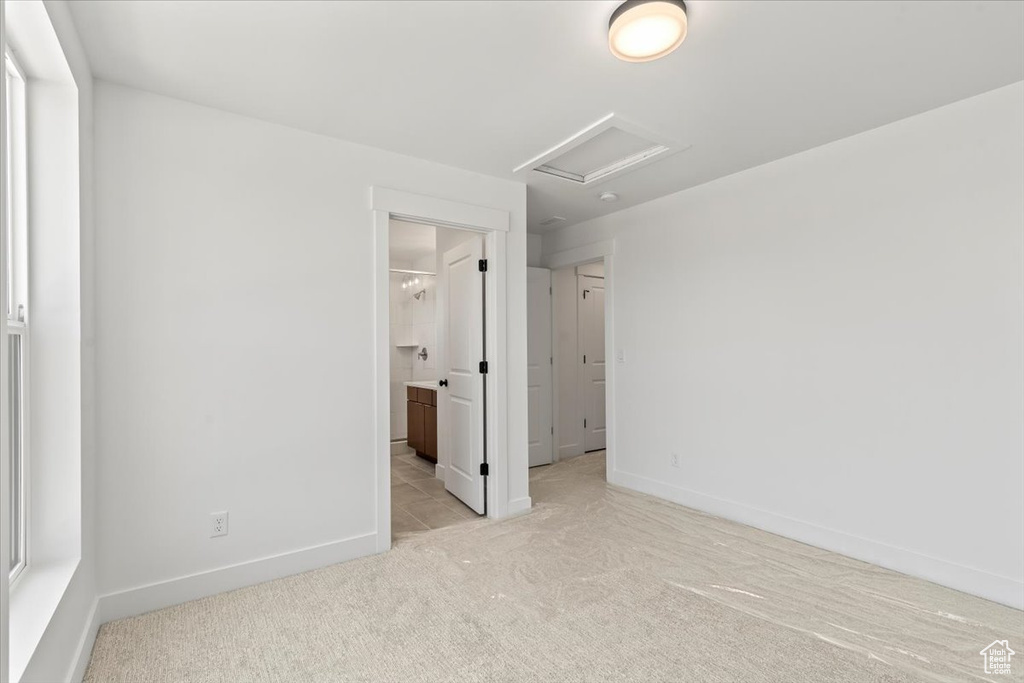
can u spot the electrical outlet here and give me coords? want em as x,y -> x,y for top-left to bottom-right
210,511 -> 229,538
670,453 -> 679,468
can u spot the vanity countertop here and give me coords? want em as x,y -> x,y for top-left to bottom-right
404,380 -> 439,391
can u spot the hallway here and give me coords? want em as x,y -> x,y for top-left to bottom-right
85,452 -> 1022,682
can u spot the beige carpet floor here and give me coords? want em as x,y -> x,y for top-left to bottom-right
85,453 -> 1022,682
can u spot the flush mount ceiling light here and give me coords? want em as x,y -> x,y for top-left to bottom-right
609,0 -> 688,63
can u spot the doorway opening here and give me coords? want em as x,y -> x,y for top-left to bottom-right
527,252 -> 614,485
373,186 -> 523,554
388,218 -> 488,538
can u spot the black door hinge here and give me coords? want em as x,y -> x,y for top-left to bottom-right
584,418 -> 587,428
478,259 -> 488,272
583,354 -> 587,364
480,462 -> 489,476
479,360 -> 489,374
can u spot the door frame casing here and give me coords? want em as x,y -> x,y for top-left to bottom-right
372,187 -> 510,552
546,241 -> 616,481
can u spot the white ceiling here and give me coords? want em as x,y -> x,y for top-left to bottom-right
389,220 -> 435,269
67,1 -> 1024,233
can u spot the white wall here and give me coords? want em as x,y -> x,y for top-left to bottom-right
551,267 -> 579,459
543,82 -> 1024,608
388,221 -> 438,419
389,269 -> 436,441
526,233 -> 542,267
93,82 -> 527,615
409,251 -> 438,383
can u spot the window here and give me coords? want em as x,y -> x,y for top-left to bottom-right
4,48 -> 28,585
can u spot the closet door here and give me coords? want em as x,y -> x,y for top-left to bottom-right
527,267 -> 553,466
578,275 -> 606,452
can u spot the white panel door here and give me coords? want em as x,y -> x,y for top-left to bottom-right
578,275 -> 606,452
527,267 -> 553,467
441,237 -> 486,514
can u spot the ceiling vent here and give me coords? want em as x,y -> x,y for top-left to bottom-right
539,216 -> 567,227
514,114 -> 687,186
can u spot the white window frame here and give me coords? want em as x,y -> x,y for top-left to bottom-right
6,324 -> 27,586
4,47 -> 28,587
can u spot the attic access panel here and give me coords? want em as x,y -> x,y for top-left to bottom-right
514,114 -> 687,186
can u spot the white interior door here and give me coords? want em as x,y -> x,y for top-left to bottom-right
527,267 -> 553,467
578,275 -> 606,452
441,236 -> 486,514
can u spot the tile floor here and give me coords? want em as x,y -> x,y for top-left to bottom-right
391,447 -> 479,535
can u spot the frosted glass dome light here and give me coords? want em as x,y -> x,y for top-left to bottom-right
609,0 -> 688,63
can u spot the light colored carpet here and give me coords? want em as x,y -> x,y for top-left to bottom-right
85,453 -> 1023,682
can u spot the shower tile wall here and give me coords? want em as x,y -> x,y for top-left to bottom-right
390,272 -> 437,440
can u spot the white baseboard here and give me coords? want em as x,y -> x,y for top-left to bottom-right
390,440 -> 411,455
434,462 -> 445,479
68,598 -> 100,683
609,469 -> 1023,610
507,496 -> 532,516
98,532 -> 378,623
